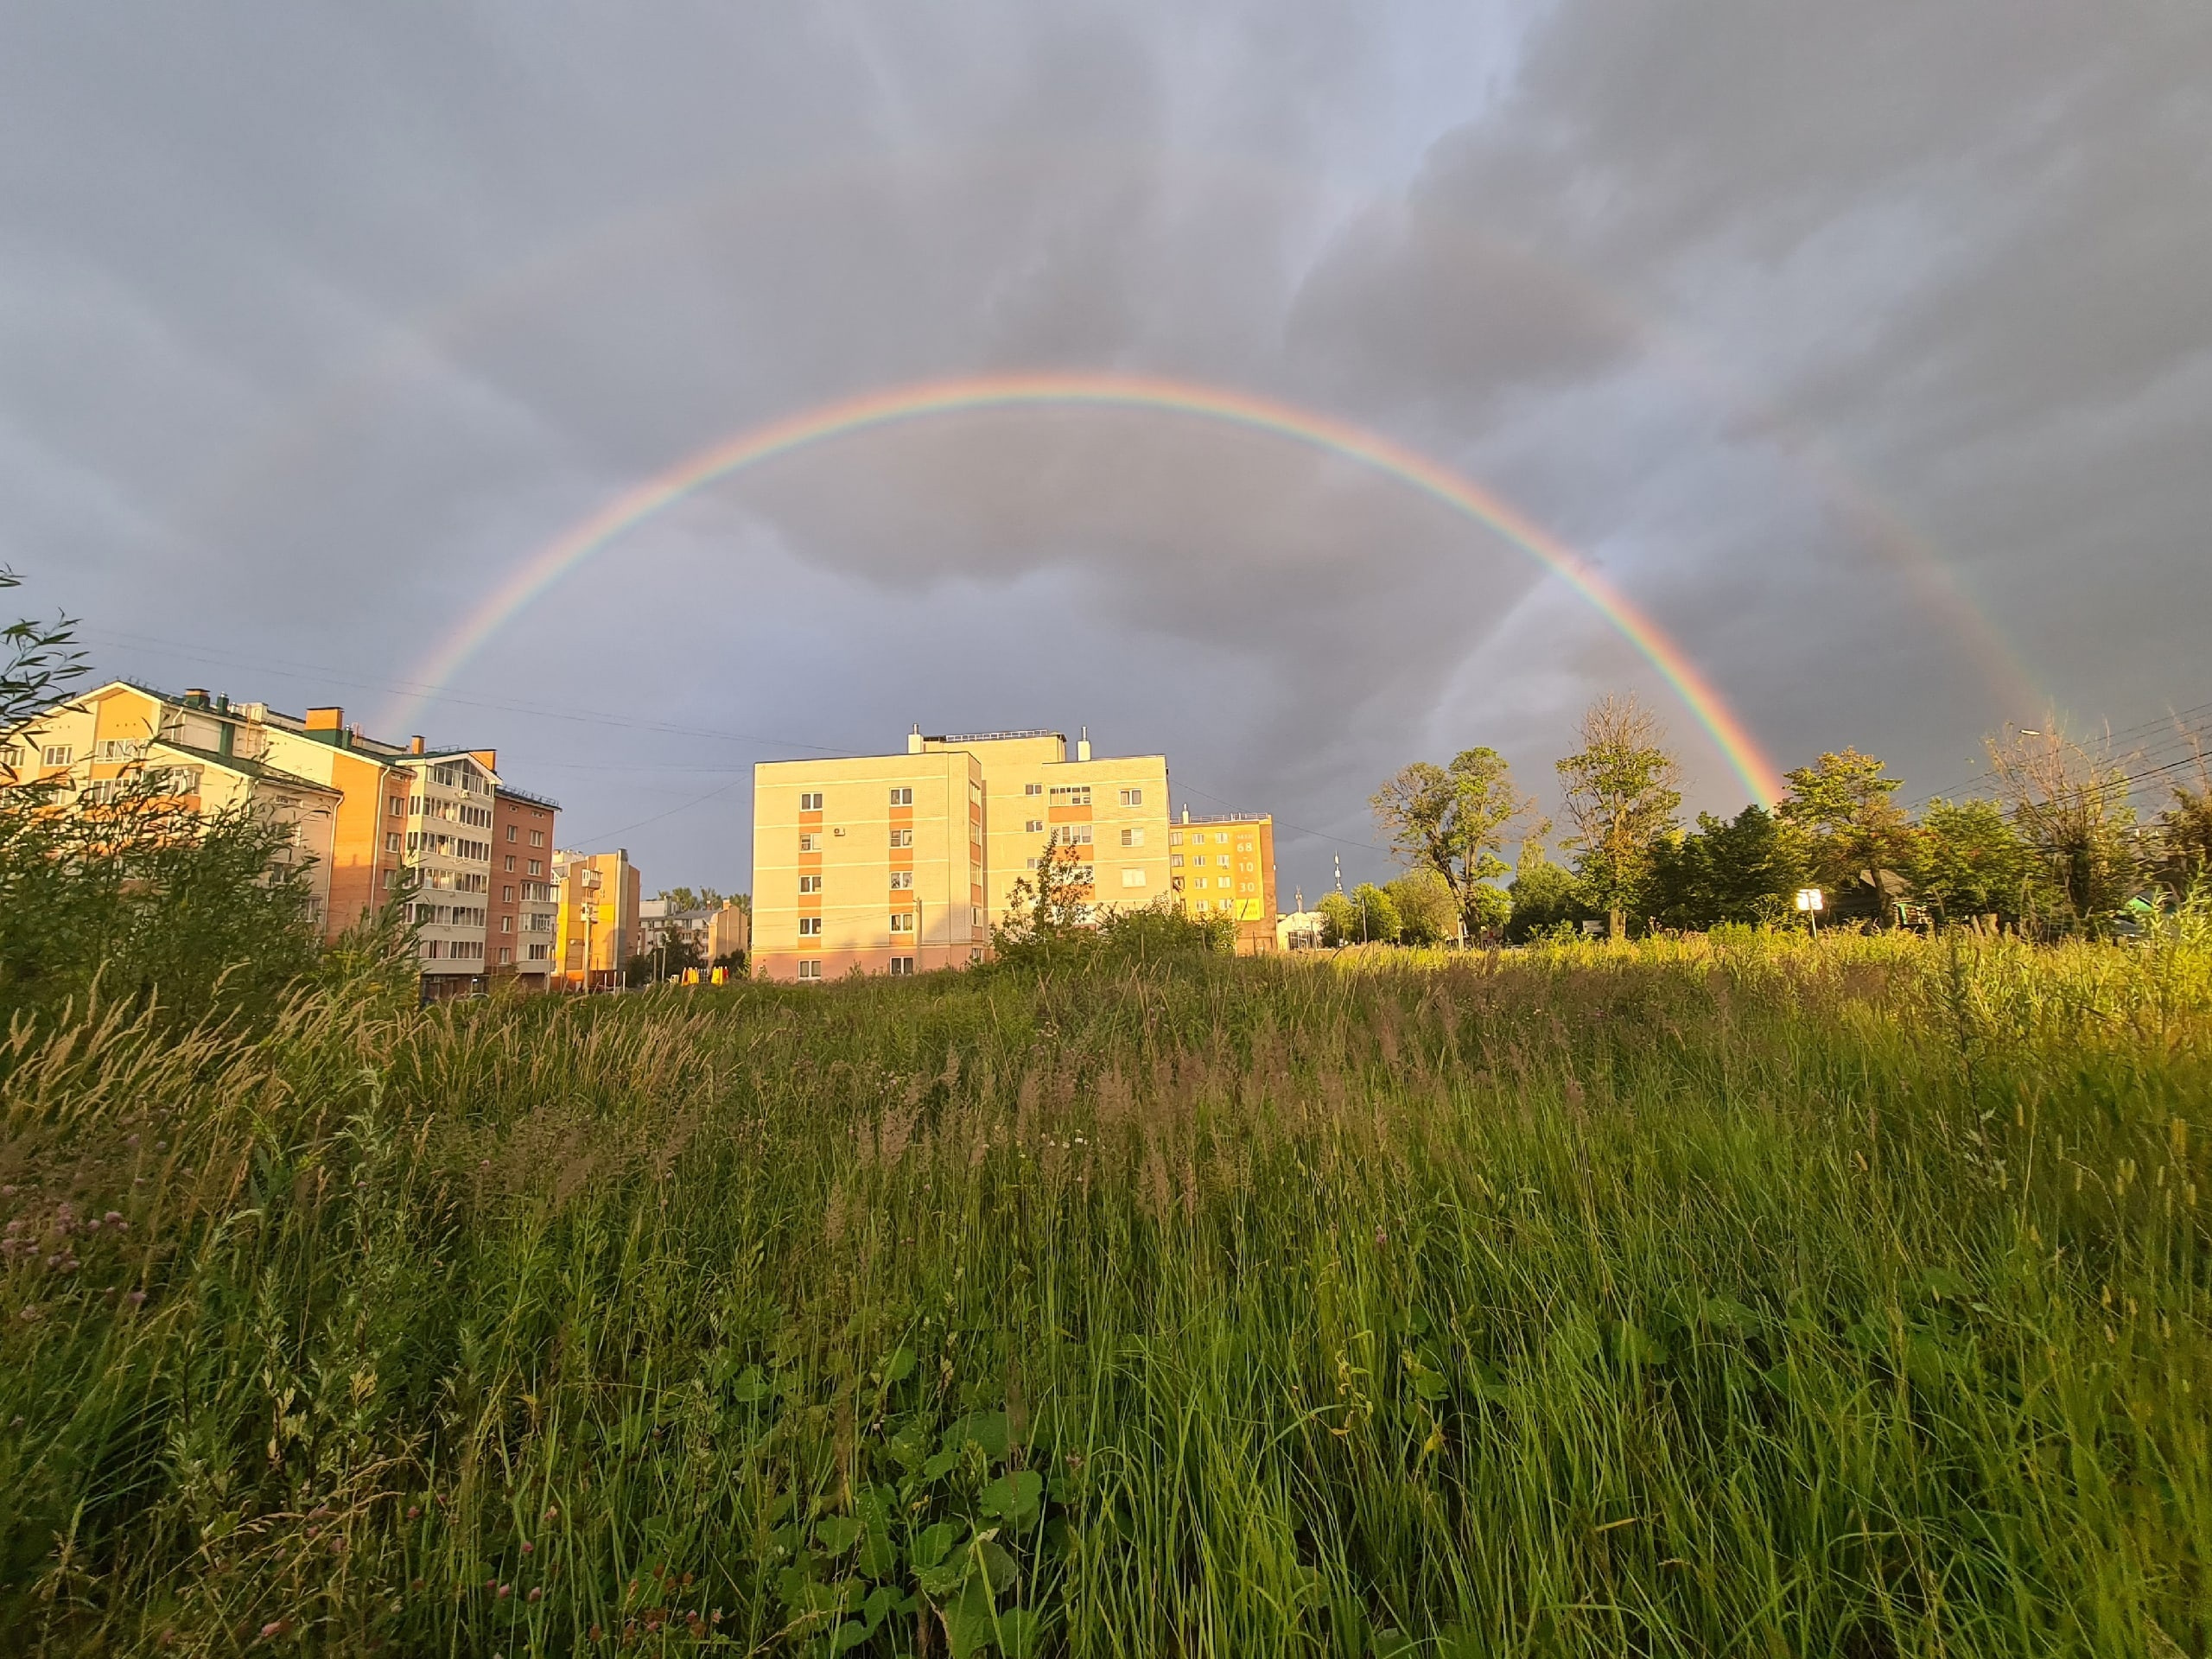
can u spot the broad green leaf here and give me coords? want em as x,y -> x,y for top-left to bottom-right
944,1410 -> 1011,1461
881,1345 -> 918,1383
997,1606 -> 1044,1657
922,1448 -> 963,1482
731,1366 -> 772,1404
815,1516 -> 864,1554
912,1522 -> 961,1573
829,1621 -> 872,1653
977,1470 -> 1044,1525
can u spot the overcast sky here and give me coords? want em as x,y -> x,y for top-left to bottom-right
8,3 -> 2208,899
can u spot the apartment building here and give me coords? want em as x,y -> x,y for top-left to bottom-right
638,899 -> 751,970
2,681 -> 561,995
552,849 -> 642,988
491,786 -> 561,985
751,726 -> 1173,982
1171,810 -> 1279,954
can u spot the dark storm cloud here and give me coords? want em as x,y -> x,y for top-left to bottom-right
4,1 -> 2208,893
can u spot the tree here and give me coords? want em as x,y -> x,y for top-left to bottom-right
656,886 -> 728,913
1646,804 -> 1809,928
1555,693 -> 1682,940
1986,723 -> 2140,933
1505,842 -> 1584,942
992,837 -> 1095,962
0,568 -> 87,772
1317,884 -> 1401,946
1384,868 -> 1458,944
2153,740 -> 2212,899
1777,748 -> 1916,910
1370,747 -> 1536,940
1910,799 -> 2041,925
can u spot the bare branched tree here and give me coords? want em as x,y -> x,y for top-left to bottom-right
1556,693 -> 1682,941
1986,721 -> 2139,933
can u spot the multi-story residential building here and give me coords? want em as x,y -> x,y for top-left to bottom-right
2,682 -> 560,996
492,785 -> 562,986
1170,810 -> 1280,954
751,726 -> 1176,982
553,849 -> 642,989
637,899 -> 750,970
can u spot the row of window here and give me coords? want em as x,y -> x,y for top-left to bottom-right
796,950 -> 980,982
1170,830 -> 1253,848
405,831 -> 491,862
494,943 -> 556,965
412,902 -> 488,928
419,938 -> 486,961
1173,854 -> 1255,869
796,785 -> 1143,813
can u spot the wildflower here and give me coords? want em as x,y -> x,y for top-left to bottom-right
126,1136 -> 140,1149
128,1290 -> 147,1306
406,1506 -> 420,1520
528,1587 -> 543,1603
520,1541 -> 534,1554
1375,1227 -> 1389,1248
588,1626 -> 602,1643
498,1583 -> 511,1599
259,1620 -> 289,1640
543,1505 -> 559,1522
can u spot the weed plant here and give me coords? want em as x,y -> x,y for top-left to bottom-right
1,930 -> 2206,1656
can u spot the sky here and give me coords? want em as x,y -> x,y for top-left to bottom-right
7,2 -> 2209,901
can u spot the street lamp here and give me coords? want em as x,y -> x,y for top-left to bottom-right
1795,887 -> 1825,939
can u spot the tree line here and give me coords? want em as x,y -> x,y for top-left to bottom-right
1320,692 -> 2211,947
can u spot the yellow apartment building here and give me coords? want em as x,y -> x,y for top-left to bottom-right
1169,810 -> 1279,954
752,726 -> 1174,982
553,848 -> 643,989
2,682 -> 561,995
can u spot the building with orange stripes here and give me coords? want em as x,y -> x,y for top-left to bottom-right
751,726 -> 1272,982
4,681 -> 560,996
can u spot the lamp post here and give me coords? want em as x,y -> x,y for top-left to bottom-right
1795,887 -> 1825,939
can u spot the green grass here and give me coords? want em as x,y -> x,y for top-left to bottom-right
1,930 -> 2207,1656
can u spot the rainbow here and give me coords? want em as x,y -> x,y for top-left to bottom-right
393,372 -> 1787,803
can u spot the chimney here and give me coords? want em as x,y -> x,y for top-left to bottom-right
183,688 -> 208,709
907,725 -> 923,755
218,721 -> 234,758
213,692 -> 229,713
1181,805 -> 1191,824
305,706 -> 343,737
410,735 -> 424,755
1076,726 -> 1091,762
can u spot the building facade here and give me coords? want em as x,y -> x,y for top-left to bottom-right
492,787 -> 561,986
750,727 -> 1179,982
1171,810 -> 1279,954
553,849 -> 642,988
3,682 -> 561,995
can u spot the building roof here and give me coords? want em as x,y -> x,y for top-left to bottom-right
149,740 -> 340,793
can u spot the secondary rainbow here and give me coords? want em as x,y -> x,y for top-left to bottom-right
394,372 -> 1787,803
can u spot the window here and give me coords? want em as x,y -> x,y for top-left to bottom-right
505,824 -> 518,842
1170,854 -> 1184,868
527,860 -> 543,876
889,957 -> 915,976
1025,782 -> 1043,796
386,832 -> 403,853
384,869 -> 397,889
1217,832 -> 1230,844
500,915 -> 514,933
499,947 -> 513,965
799,917 -> 823,937
41,745 -> 73,768
889,786 -> 912,806
1172,876 -> 1185,891
527,943 -> 550,962
501,855 -> 515,871
890,912 -> 913,933
0,745 -> 18,770
1122,868 -> 1147,888
1194,854 -> 1208,867
969,948 -> 983,964
798,960 -> 823,981
1049,785 -> 1091,806
972,906 -> 984,926
1020,818 -> 1039,834
530,830 -> 545,848
799,791 -> 823,811
890,870 -> 913,890
1026,857 -> 1039,870
1120,787 -> 1142,807
1052,824 -> 1092,846
799,874 -> 823,894
503,885 -> 515,903
888,828 -> 912,848
799,833 -> 821,852
1120,828 -> 1143,847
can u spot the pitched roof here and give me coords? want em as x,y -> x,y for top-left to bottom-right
149,740 -> 339,793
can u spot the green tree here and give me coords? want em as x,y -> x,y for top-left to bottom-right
2155,771 -> 2212,899
656,886 -> 729,913
1370,747 -> 1537,940
1777,748 -> 1915,909
1505,842 -> 1585,942
1384,868 -> 1458,944
1647,804 -> 1809,928
992,838 -> 1096,963
1317,885 -> 1401,945
1556,693 -> 1682,940
1910,799 -> 2041,925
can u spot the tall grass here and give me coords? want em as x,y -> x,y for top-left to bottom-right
1,931 -> 2206,1656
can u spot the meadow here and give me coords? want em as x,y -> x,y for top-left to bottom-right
0,930 -> 2205,1656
